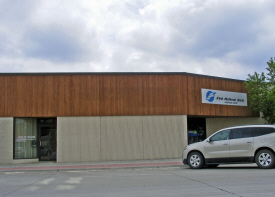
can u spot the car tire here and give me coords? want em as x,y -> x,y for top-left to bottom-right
255,149 -> 275,169
188,152 -> 204,169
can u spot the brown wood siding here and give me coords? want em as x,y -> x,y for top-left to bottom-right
0,74 -> 257,117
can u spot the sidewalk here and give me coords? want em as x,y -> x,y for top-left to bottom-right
0,159 -> 183,172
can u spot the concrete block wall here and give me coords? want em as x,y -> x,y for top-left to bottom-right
206,117 -> 266,137
1,116 -> 265,164
57,117 -> 101,162
143,115 -> 187,159
1,116 -> 264,164
57,115 -> 187,163
0,118 -> 13,164
100,116 -> 143,161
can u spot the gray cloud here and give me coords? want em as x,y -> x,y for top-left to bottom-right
0,1 -> 101,64
163,4 -> 261,59
0,0 -> 275,80
23,25 -> 100,63
0,0 -> 37,22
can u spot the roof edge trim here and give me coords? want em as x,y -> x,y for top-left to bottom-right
0,72 -> 245,82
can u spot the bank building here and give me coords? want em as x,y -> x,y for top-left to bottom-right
0,72 -> 264,164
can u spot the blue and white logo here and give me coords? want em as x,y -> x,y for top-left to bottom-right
202,88 -> 247,106
206,91 -> 216,102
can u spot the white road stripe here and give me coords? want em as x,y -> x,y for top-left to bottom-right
65,177 -> 82,184
39,178 -> 55,185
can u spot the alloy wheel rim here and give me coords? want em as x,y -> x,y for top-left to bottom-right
190,155 -> 200,167
259,153 -> 272,166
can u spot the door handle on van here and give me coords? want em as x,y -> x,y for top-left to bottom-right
246,141 -> 252,143
223,143 -> 228,145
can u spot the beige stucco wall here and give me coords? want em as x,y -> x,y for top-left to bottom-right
57,115 -> 187,163
0,118 -> 13,164
206,116 -> 266,137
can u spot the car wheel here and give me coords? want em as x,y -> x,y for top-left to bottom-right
188,152 -> 204,169
256,149 -> 275,169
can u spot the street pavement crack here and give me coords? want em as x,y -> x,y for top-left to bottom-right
168,171 -> 243,197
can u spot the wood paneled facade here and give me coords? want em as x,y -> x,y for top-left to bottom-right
0,73 -> 257,117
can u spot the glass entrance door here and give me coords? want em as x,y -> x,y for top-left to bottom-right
38,118 -> 56,161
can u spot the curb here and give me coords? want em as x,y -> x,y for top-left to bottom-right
0,162 -> 183,172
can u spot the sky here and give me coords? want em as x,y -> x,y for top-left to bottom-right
0,0 -> 275,80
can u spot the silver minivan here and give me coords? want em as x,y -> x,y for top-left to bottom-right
182,125 -> 275,169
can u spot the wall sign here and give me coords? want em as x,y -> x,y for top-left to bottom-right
201,88 -> 247,106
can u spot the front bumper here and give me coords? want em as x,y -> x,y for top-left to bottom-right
182,148 -> 189,165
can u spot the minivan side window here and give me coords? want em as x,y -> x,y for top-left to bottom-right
210,129 -> 230,142
231,128 -> 252,139
251,127 -> 275,137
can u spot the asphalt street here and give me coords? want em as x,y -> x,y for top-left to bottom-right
0,164 -> 274,197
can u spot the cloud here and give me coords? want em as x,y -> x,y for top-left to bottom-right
110,0 -> 275,79
0,0 -> 275,80
0,0 -> 37,22
23,24 -> 100,63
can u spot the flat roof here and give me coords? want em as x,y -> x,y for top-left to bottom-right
0,72 -> 245,82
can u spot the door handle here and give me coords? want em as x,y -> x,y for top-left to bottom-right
223,143 -> 228,145
246,141 -> 252,143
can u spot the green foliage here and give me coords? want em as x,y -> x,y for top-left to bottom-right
245,57 -> 275,124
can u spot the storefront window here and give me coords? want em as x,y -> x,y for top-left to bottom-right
14,118 -> 37,159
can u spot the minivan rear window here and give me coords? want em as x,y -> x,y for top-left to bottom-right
250,127 -> 275,137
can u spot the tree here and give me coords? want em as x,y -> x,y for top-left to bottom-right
245,57 -> 275,124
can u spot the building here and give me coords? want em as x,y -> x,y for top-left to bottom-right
0,72 -> 265,164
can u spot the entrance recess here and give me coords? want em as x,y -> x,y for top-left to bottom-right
187,117 -> 206,144
38,118 -> 57,161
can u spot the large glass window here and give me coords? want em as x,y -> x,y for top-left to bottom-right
14,118 -> 37,159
